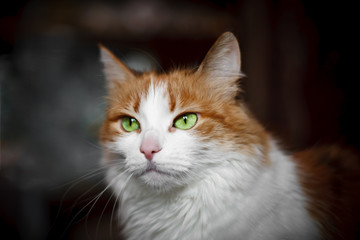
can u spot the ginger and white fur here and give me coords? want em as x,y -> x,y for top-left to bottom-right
99,33 -> 332,240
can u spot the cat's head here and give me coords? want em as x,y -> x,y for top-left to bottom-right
100,32 -> 267,192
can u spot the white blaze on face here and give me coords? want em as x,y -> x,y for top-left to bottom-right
137,80 -> 173,161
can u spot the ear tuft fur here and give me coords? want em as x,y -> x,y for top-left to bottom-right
99,44 -> 135,88
197,32 -> 244,100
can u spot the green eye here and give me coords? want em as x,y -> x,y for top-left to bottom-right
174,113 -> 198,130
121,116 -> 140,132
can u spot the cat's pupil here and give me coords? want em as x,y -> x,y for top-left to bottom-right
183,115 -> 187,124
130,118 -> 135,126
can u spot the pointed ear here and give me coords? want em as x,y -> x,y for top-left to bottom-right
197,32 -> 244,99
99,44 -> 135,88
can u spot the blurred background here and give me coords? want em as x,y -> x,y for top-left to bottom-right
1,0 -> 359,239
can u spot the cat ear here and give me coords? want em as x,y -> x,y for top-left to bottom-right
197,32 -> 244,99
99,44 -> 135,88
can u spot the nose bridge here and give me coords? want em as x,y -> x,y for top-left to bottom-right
142,128 -> 159,141
142,128 -> 165,148
142,111 -> 166,144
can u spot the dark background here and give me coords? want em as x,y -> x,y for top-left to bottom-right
1,0 -> 359,239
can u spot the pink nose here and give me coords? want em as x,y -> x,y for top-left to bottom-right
140,135 -> 162,161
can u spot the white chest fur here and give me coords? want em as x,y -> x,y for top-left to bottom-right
106,141 -> 320,240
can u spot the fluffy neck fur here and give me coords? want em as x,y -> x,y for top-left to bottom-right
105,140 -> 318,240
99,32 -> 359,239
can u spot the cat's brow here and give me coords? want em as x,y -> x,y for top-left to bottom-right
167,86 -> 177,112
132,94 -> 141,113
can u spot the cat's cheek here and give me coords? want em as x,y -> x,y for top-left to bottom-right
106,135 -> 142,161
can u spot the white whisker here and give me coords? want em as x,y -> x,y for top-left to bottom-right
94,185 -> 117,239
59,173 -> 122,239
109,190 -> 121,240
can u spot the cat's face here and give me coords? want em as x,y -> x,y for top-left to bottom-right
100,33 -> 267,192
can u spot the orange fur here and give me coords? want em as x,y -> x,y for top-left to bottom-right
294,146 -> 360,239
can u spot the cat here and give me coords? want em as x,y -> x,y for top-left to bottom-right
99,32 -> 360,240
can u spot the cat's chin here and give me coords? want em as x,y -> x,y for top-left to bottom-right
137,168 -> 184,192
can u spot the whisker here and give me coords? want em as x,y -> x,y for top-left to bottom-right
95,186 -> 117,239
108,172 -> 134,239
58,173 -> 121,240
110,190 -> 121,240
58,182 -> 106,239
48,167 -> 108,237
70,179 -> 107,214
84,174 -> 123,237
52,167 -> 107,190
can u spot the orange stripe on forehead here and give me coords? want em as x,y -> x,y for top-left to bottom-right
104,75 -> 152,120
167,85 -> 177,112
163,70 -> 202,112
132,91 -> 141,113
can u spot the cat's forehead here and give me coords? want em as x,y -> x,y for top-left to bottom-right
107,70 -> 207,120
139,78 -> 170,115
135,71 -> 200,113
134,78 -> 173,130
139,71 -> 202,114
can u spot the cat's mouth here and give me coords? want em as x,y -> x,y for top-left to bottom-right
136,162 -> 187,191
143,163 -> 169,175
